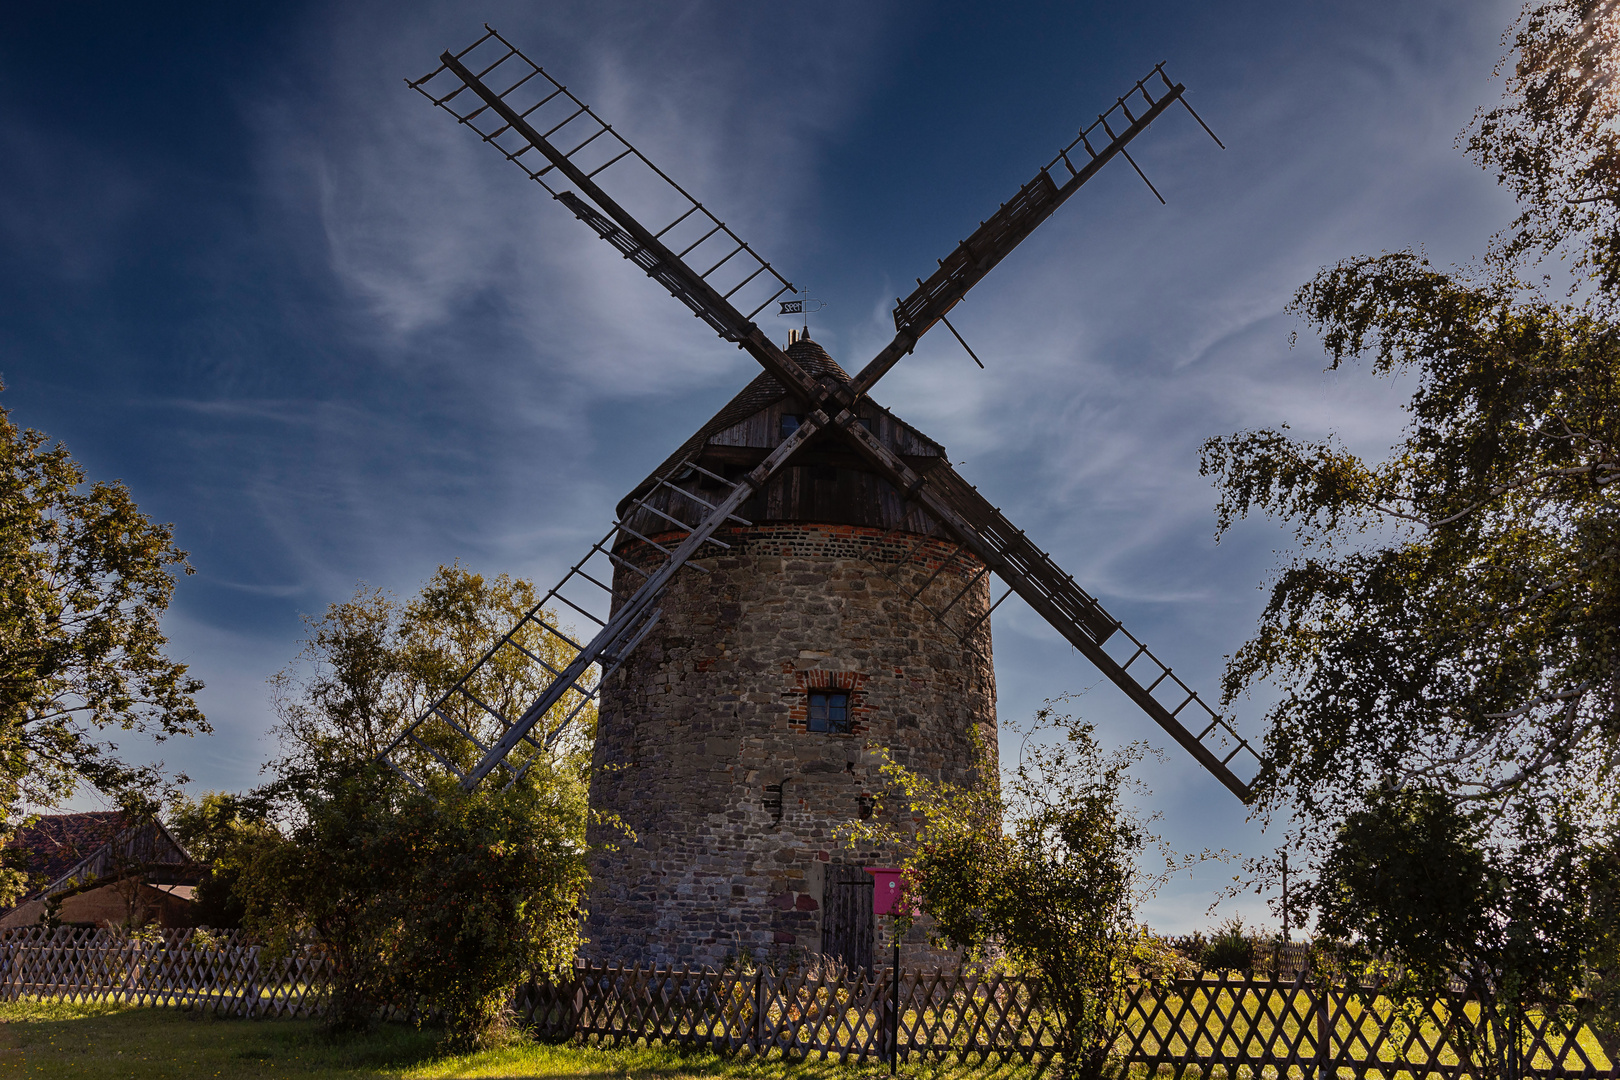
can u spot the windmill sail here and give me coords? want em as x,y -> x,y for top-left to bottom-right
923,469 -> 1261,802
408,27 -> 822,403
848,63 -> 1217,398
386,27 -> 1255,802
826,416 -> 1261,803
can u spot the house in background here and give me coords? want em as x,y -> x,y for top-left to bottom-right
0,811 -> 200,929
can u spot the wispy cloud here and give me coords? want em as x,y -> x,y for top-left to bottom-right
0,0 -> 1530,931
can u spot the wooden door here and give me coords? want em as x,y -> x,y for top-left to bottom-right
821,865 -> 874,975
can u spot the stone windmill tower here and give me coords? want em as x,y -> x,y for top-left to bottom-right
383,29 -> 1265,971
584,334 -> 997,968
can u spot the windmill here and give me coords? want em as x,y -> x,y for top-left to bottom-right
380,27 -> 1261,969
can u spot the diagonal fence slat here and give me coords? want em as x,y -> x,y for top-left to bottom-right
0,926 -> 331,1019
1,928 -> 1614,1080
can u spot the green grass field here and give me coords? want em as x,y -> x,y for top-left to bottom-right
0,1000 -> 1038,1080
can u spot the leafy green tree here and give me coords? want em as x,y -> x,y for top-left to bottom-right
1585,836 -> 1620,1029
240,567 -> 599,1046
269,563 -> 593,776
1312,789 -> 1493,987
853,708 -> 1180,1080
1200,915 -> 1256,974
237,760 -> 589,1047
1202,256 -> 1617,840
168,790 -> 278,929
1470,0 -> 1620,295
374,769 -> 589,1043
0,384 -> 206,903
1308,788 -> 1601,1074
1200,0 -> 1618,1033
234,765 -> 393,1031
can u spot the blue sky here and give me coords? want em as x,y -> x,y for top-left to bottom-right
1,1 -> 1521,931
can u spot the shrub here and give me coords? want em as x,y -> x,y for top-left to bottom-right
1201,916 -> 1254,973
237,760 -> 589,1047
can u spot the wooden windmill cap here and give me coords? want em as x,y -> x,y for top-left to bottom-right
618,336 -> 945,518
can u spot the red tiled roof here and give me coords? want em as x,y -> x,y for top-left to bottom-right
8,812 -> 127,893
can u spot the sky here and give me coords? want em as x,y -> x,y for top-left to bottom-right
0,1 -> 1524,932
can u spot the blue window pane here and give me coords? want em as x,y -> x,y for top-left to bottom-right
808,691 -> 850,733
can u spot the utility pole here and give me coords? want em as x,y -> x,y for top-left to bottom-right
1281,849 -> 1290,944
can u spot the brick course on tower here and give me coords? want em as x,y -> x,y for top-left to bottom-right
582,337 -> 998,970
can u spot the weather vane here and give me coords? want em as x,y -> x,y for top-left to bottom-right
778,287 -> 827,338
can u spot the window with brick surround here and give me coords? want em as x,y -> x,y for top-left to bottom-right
807,691 -> 851,734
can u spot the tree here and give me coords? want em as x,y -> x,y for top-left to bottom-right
269,563 -> 593,776
372,768 -> 589,1043
0,385 -> 205,903
1202,258 -> 1617,832
234,760 -> 590,1046
240,568 -> 600,1047
1308,788 -> 1602,1074
1200,0 -> 1618,1028
1313,789 -> 1495,988
853,707 -> 1181,1080
168,790 -> 277,929
1470,0 -> 1620,296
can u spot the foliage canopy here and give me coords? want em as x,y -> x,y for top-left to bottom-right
0,386 -> 205,901
1200,0 -> 1619,1022
236,761 -> 589,1047
235,569 -> 598,1048
852,708 -> 1184,1079
270,562 -> 592,778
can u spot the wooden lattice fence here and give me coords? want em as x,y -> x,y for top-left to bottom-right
519,963 -> 1620,1079
1114,972 -> 1618,1080
1,932 -> 1613,1078
0,926 -> 329,1017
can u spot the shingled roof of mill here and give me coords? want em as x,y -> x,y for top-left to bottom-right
619,336 -> 944,515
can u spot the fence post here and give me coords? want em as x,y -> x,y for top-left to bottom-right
752,969 -> 764,1055
249,942 -> 260,1020
1316,982 -> 1331,1080
1507,1002 -> 1521,1080
123,933 -> 139,1006
576,965 -> 589,1042
890,946 -> 901,1075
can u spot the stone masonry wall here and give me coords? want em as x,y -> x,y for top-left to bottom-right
583,523 -> 997,970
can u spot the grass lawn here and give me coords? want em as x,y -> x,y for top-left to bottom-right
0,1000 -> 1039,1080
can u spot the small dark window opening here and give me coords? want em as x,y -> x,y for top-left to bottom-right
858,793 -> 874,820
808,691 -> 851,734
780,414 -> 802,440
697,463 -> 726,490
700,462 -> 741,490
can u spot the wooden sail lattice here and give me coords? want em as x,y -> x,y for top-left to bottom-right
407,27 -> 798,341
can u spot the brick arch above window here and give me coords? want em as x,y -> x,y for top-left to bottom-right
787,669 -> 869,735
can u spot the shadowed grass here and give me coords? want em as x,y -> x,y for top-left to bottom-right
0,1000 -> 1045,1080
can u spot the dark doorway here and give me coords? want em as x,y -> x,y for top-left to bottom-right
821,864 -> 874,974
